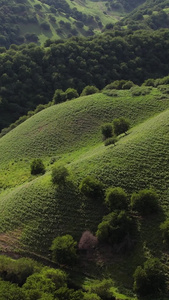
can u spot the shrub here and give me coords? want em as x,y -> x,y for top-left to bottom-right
89,279 -> 115,300
23,267 -> 67,297
30,159 -> 45,175
160,219 -> 169,244
79,176 -> 104,199
113,117 -> 130,136
105,187 -> 128,211
101,123 -> 113,139
78,231 -> 98,250
53,89 -> 66,104
104,136 -> 117,146
133,258 -> 166,296
51,165 -> 69,185
122,80 -> 134,89
96,211 -> 134,245
81,85 -> 99,96
65,88 -> 79,100
50,235 -> 77,265
83,292 -> 101,300
131,188 -> 159,215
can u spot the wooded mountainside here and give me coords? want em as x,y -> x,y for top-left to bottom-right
0,28 -> 169,131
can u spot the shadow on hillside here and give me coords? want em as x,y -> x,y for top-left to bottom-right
53,180 -> 106,241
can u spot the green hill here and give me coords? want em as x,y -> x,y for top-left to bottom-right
118,0 -> 169,31
1,87 -> 169,290
0,0 -> 138,48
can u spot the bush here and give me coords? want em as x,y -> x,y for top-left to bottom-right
79,176 -> 104,199
53,89 -> 66,104
160,219 -> 169,244
105,187 -> 128,211
133,258 -> 166,296
89,279 -> 115,300
96,211 -> 134,245
131,188 -> 159,215
104,136 -> 117,146
65,88 -> 79,100
51,165 -> 69,185
122,80 -> 134,89
30,159 -> 45,175
50,235 -> 77,265
81,85 -> 99,96
101,123 -> 113,139
113,117 -> 130,136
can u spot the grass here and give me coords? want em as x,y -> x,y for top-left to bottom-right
1,87 -> 169,294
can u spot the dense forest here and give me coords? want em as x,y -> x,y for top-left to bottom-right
1,28 -> 169,131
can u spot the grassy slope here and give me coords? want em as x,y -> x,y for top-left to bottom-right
19,0 -> 124,44
1,88 -> 169,292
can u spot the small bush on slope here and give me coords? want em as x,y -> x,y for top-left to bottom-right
30,158 -> 45,175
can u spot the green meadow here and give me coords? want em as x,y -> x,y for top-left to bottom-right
1,87 -> 169,294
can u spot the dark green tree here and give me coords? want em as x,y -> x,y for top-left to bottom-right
81,85 -> 99,96
65,88 -> 79,100
101,123 -> 113,139
51,165 -> 69,185
30,159 -> 45,175
96,211 -> 134,245
113,117 -> 130,136
105,187 -> 128,211
131,188 -> 159,215
133,258 -> 166,296
50,235 -> 77,265
79,176 -> 104,199
53,89 -> 66,104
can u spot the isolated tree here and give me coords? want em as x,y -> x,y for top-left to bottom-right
79,176 -> 104,199
30,159 -> 45,175
51,165 -> 69,185
50,235 -> 77,265
133,258 -> 166,296
113,117 -> 130,135
101,123 -> 113,139
131,188 -> 159,215
105,187 -> 128,211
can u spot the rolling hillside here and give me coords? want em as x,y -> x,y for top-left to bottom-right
1,87 -> 169,292
0,0 -> 141,48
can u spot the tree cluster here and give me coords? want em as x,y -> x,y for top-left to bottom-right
1,29 -> 169,131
